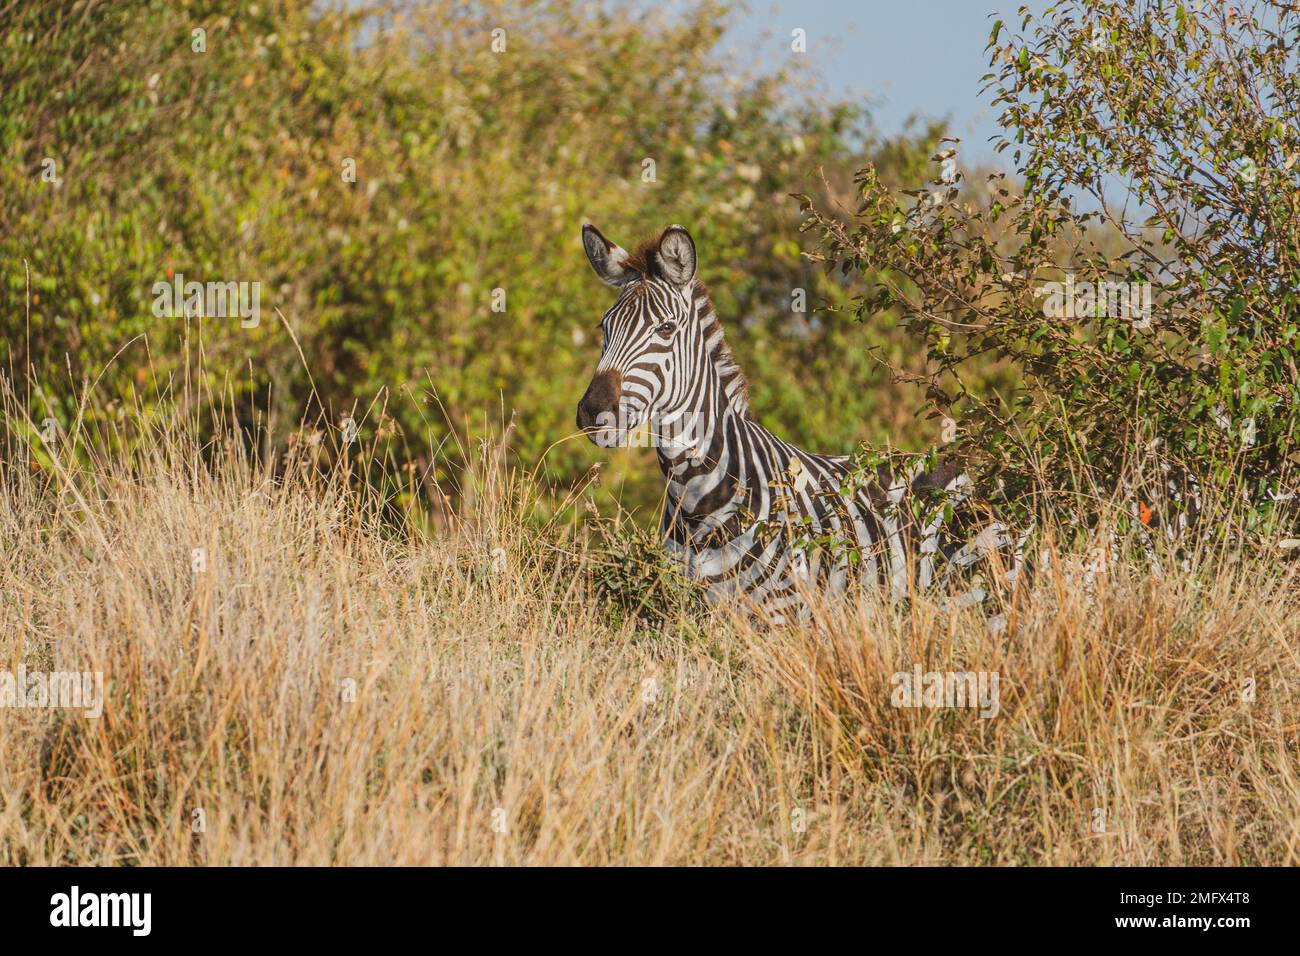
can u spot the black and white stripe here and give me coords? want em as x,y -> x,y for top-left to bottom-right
577,223 -> 1024,621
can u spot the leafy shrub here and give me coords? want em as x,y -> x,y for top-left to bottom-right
583,505 -> 708,629
801,0 -> 1300,540
0,0 -> 948,522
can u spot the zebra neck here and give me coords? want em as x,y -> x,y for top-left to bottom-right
654,381 -> 749,534
656,290 -> 753,535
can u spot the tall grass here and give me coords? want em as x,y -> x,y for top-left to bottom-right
1,379 -> 1297,865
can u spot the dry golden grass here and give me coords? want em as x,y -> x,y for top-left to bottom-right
1,395 -> 1297,865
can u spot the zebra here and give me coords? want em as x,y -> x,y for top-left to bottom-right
575,222 -> 1025,622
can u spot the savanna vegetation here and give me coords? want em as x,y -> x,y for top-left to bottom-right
1,0 -> 1297,866
803,0 -> 1300,542
1,376 -> 1296,864
1,0 -> 969,522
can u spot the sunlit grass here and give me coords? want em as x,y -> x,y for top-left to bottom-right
1,384 -> 1296,865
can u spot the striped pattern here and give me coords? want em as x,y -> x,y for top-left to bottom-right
577,224 -> 1023,621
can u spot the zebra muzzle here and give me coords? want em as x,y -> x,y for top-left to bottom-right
576,369 -> 624,434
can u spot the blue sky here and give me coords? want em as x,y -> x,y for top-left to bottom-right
708,0 -> 1054,167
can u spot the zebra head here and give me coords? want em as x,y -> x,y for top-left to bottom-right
576,223 -> 704,450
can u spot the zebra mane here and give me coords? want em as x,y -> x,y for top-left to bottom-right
691,282 -> 751,418
621,229 -> 671,278
622,232 -> 751,419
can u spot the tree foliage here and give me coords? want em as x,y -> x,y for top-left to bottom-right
1,0 -> 946,519
802,0 -> 1300,538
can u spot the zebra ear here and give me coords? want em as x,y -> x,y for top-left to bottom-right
582,223 -> 634,287
657,225 -> 696,287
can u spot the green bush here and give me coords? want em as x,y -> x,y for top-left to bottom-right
1,0 -> 950,522
802,0 -> 1300,540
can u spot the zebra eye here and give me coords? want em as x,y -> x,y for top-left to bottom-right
656,321 -> 676,337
